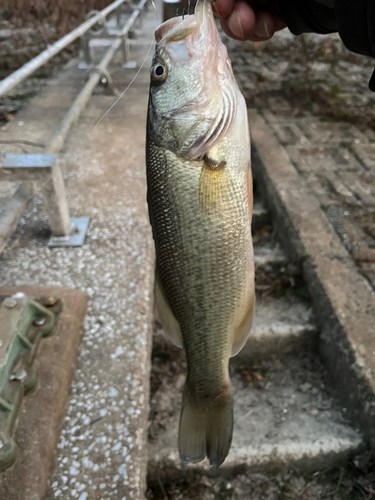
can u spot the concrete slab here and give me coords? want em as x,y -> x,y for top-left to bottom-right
249,109 -> 375,449
0,286 -> 87,500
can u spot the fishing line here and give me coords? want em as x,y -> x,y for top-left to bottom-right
92,38 -> 154,131
92,0 -> 159,131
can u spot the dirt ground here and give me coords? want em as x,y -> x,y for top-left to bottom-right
0,18 -> 77,122
147,459 -> 375,500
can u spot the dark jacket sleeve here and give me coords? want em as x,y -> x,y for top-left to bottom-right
277,0 -> 375,89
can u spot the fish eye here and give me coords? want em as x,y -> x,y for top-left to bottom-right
151,63 -> 168,82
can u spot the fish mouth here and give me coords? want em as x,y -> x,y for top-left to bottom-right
155,0 -> 213,44
155,16 -> 195,43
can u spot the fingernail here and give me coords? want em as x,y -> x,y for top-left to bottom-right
254,19 -> 270,38
227,12 -> 243,39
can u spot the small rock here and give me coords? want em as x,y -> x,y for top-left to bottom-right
290,476 -> 306,490
0,29 -> 12,42
299,382 -> 312,393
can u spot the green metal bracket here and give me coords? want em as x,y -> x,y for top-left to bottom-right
0,294 -> 57,471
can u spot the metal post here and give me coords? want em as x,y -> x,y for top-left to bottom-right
80,36 -> 93,67
41,36 -> 124,242
40,163 -> 71,237
121,35 -> 136,68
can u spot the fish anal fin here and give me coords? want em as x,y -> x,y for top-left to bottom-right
231,293 -> 255,357
155,270 -> 183,348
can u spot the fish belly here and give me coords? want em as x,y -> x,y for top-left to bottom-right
148,139 -> 253,364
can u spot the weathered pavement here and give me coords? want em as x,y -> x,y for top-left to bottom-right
0,6 -> 158,500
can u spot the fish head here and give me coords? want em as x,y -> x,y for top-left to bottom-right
147,0 -> 239,160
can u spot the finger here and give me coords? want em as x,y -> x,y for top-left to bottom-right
252,11 -> 275,40
220,1 -> 256,41
214,0 -> 235,19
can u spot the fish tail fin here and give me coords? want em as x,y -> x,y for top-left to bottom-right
179,384 -> 233,468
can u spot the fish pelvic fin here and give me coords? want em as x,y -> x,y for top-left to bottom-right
155,269 -> 183,348
179,383 -> 233,468
231,292 -> 255,357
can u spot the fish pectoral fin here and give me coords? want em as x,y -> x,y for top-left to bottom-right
231,294 -> 255,357
155,270 -> 183,348
199,156 -> 228,212
203,154 -> 226,170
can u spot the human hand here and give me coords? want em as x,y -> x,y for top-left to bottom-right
213,0 -> 287,41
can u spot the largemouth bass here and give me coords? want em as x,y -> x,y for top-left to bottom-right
146,0 -> 254,467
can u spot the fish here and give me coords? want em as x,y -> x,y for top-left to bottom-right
146,0 -> 254,467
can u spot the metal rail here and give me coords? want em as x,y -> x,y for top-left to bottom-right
0,0 -> 149,251
0,0 -> 129,98
44,0 -> 147,156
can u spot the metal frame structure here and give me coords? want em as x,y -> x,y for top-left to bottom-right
0,0 -> 148,251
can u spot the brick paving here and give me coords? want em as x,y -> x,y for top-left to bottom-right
225,31 -> 375,291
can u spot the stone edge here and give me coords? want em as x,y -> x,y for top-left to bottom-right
249,109 -> 375,447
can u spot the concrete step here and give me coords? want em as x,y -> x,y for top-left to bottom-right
239,297 -> 317,358
148,344 -> 363,477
